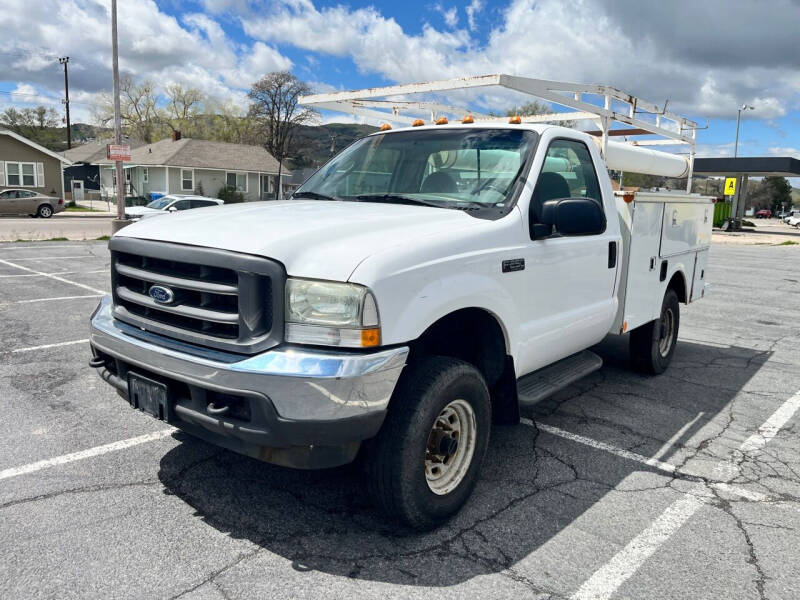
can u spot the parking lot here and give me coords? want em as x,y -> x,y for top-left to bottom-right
1,241 -> 798,600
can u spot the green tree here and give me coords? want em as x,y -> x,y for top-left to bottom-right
763,176 -> 792,213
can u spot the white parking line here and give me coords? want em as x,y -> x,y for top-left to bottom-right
11,339 -> 89,353
0,245 -> 87,251
571,389 -> 800,600
0,269 -> 107,279
0,258 -> 105,294
0,429 -> 175,481
4,294 -> 103,305
5,255 -> 99,261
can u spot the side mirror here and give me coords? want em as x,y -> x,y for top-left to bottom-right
168,206 -> 178,212
538,197 -> 606,236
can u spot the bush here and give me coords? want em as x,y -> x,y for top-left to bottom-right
217,185 -> 244,204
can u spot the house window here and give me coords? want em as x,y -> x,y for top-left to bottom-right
112,170 -> 131,186
226,171 -> 248,192
142,167 -> 148,183
5,162 -> 37,187
181,169 -> 194,191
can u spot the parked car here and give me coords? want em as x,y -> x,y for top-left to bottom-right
124,194 -> 223,221
0,189 -> 64,218
783,210 -> 799,223
786,214 -> 800,227
755,209 -> 772,218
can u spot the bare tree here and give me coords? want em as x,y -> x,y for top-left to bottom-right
248,71 -> 317,199
163,84 -> 204,134
95,76 -> 161,142
1,106 -> 60,145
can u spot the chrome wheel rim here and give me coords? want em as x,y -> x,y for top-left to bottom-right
425,399 -> 477,495
658,307 -> 675,357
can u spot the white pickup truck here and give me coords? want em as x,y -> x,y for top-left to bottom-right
90,96 -> 712,529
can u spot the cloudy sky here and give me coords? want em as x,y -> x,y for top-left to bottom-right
1,0 -> 799,160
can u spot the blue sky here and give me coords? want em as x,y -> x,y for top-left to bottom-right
1,0 -> 798,169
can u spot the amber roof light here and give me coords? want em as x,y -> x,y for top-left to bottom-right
461,115 -> 474,124
509,115 -> 522,124
412,119 -> 425,127
380,123 -> 392,131
435,117 -> 449,125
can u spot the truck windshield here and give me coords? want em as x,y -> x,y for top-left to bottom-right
294,128 -> 537,214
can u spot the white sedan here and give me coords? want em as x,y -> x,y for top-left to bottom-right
125,194 -> 223,221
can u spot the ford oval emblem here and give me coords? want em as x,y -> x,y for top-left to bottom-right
148,285 -> 175,304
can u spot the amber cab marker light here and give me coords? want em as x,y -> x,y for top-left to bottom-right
435,116 -> 449,125
623,192 -> 635,204
361,328 -> 381,347
461,115 -> 474,124
380,123 -> 392,131
509,115 -> 522,124
412,119 -> 425,127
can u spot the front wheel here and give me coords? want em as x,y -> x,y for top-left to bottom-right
630,289 -> 680,375
364,356 -> 491,530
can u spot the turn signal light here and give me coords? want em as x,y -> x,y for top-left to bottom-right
509,115 -> 522,124
361,328 -> 381,347
462,115 -> 474,124
380,123 -> 392,131
412,119 -> 425,127
623,192 -> 635,204
435,117 -> 449,125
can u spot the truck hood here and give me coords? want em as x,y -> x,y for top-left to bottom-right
114,200 -> 482,281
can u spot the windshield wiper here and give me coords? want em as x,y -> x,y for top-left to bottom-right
292,191 -> 340,201
354,194 -> 445,208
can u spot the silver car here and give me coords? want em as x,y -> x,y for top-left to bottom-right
0,188 -> 64,218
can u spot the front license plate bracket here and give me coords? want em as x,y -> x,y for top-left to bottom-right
127,372 -> 171,421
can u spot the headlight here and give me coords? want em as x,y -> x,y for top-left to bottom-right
285,278 -> 380,348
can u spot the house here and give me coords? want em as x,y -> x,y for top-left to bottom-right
96,133 -> 290,202
0,129 -> 71,199
284,167 -> 317,196
62,138 -> 144,199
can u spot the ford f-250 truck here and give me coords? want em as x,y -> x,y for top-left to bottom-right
90,79 -> 712,529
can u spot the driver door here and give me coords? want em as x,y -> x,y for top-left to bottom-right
515,137 -> 619,375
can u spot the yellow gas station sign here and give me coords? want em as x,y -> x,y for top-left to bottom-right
724,177 -> 736,196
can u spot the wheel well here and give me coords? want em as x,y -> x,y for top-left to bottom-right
667,271 -> 687,303
409,308 -> 519,424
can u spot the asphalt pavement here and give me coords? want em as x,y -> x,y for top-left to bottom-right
0,241 -> 798,599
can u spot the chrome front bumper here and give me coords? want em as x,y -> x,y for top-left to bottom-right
89,296 -> 409,467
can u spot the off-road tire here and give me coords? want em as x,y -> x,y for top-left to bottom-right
365,356 -> 491,530
630,288 -> 680,375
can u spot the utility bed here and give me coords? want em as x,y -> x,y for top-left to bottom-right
613,191 -> 713,334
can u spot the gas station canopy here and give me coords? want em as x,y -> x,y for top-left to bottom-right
693,156 -> 800,178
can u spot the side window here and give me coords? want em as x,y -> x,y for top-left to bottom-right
531,138 -> 602,226
0,191 -> 11,199
190,200 -> 214,208
170,200 -> 191,211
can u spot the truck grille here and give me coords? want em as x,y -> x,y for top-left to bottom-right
109,237 -> 285,354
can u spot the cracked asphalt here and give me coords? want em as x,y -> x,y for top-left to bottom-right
0,240 -> 798,600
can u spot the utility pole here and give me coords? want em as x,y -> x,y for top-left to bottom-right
59,57 -> 71,149
111,0 -> 126,224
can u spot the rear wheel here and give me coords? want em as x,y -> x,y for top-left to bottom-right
365,356 -> 491,530
630,289 -> 680,375
37,204 -> 53,218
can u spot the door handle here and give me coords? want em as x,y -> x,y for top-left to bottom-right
608,241 -> 617,268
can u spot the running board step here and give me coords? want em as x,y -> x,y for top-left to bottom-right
517,350 -> 603,406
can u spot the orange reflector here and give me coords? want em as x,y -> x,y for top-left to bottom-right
435,117 -> 449,125
412,119 -> 425,127
361,328 -> 381,347
509,115 -> 522,124
622,321 -> 628,333
623,192 -> 635,204
462,115 -> 474,124
380,123 -> 392,131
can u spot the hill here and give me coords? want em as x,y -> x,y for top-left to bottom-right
289,122 -> 378,168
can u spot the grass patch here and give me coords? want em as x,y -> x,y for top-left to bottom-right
65,205 -> 103,212
96,235 -> 111,241
778,240 -> 798,246
14,237 -> 70,242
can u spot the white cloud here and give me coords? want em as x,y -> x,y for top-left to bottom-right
768,146 -> 800,159
465,0 -> 483,31
434,4 -> 459,28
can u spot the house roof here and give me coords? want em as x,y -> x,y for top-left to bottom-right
62,138 -> 145,164
96,137 -> 288,174
0,129 -> 72,164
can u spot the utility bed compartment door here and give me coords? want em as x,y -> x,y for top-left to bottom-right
660,202 -> 712,257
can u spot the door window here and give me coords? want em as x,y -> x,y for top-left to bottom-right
170,200 -> 191,211
531,138 -> 602,229
190,200 -> 216,208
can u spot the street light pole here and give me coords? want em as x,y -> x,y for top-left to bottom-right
734,104 -> 754,158
111,0 -> 125,223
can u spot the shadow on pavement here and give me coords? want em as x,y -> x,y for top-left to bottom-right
157,338 -> 769,587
